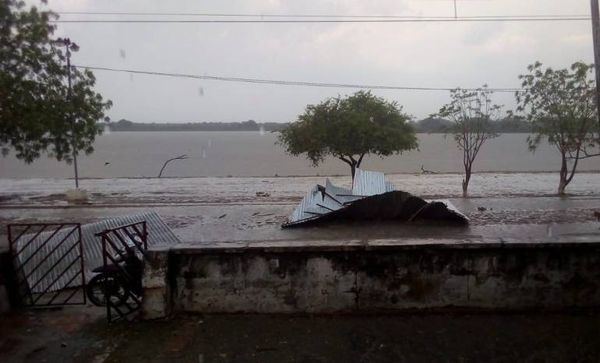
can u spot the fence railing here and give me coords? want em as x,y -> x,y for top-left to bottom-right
7,223 -> 85,307
96,221 -> 148,323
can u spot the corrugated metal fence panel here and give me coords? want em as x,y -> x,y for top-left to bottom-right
352,169 -> 387,196
15,211 -> 181,293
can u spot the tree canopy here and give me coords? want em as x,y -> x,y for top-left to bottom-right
277,91 -> 418,178
435,86 -> 502,197
0,0 -> 111,163
515,61 -> 599,195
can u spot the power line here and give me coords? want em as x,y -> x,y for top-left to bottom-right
56,11 -> 589,19
52,16 -> 590,24
75,65 -> 522,93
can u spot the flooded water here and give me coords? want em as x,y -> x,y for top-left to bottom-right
0,132 -> 599,179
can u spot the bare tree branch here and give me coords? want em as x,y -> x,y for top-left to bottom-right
157,154 -> 189,178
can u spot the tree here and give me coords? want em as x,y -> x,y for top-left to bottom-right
434,86 -> 501,197
277,91 -> 418,179
515,62 -> 599,195
0,1 -> 111,166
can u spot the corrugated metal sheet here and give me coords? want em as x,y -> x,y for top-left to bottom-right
286,184 -> 349,227
289,186 -> 321,223
14,211 -> 181,293
325,179 -> 351,200
325,179 -> 362,205
284,168 -> 469,227
385,181 -> 396,192
317,192 -> 345,212
352,169 -> 386,196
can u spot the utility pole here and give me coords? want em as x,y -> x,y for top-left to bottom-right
591,0 -> 600,130
57,38 -> 81,189
454,0 -> 458,19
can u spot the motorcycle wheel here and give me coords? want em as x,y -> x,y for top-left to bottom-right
86,273 -> 129,307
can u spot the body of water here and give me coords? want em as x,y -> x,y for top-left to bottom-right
0,132 -> 599,179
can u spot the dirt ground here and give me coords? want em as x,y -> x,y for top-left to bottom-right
1,308 -> 600,363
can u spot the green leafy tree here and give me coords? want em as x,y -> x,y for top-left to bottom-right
0,0 -> 111,165
434,86 -> 501,197
277,91 -> 418,179
515,62 -> 599,195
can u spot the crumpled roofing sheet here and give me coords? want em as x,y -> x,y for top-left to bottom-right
283,169 -> 469,227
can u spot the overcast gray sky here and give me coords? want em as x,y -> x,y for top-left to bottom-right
41,0 -> 594,123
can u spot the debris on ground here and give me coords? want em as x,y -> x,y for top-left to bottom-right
283,169 -> 469,228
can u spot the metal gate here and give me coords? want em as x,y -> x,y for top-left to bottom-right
7,223 -> 86,307
96,221 -> 148,323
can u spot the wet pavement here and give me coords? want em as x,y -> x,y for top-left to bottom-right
0,306 -> 104,363
1,308 -> 600,363
1,196 -> 599,251
1,173 -> 599,252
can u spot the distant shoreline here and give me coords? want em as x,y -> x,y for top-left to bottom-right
2,170 -> 599,181
106,117 -> 533,133
106,130 -> 531,134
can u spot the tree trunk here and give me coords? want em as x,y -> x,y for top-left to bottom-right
558,179 -> 568,195
462,168 -> 471,198
558,153 -> 568,196
341,154 -> 363,182
351,154 -> 364,181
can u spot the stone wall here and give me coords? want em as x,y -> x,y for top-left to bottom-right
143,238 -> 600,317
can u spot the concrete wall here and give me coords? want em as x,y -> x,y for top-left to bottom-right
143,239 -> 600,316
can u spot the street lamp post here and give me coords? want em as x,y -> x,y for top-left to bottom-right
56,37 -> 80,189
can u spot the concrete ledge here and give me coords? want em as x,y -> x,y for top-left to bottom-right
170,236 -> 600,254
145,237 -> 600,316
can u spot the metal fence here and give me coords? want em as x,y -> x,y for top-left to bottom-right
8,223 -> 86,307
97,221 -> 148,323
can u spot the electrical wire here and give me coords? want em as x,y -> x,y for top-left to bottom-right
56,11 -> 590,20
76,65 -> 522,93
53,17 -> 590,24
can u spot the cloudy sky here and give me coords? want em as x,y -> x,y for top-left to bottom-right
39,0 -> 595,123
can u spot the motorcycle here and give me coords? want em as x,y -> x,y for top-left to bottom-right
86,246 -> 143,307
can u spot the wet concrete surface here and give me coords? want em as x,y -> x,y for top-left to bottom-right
1,196 -> 599,251
0,306 -> 105,363
2,309 -> 600,363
